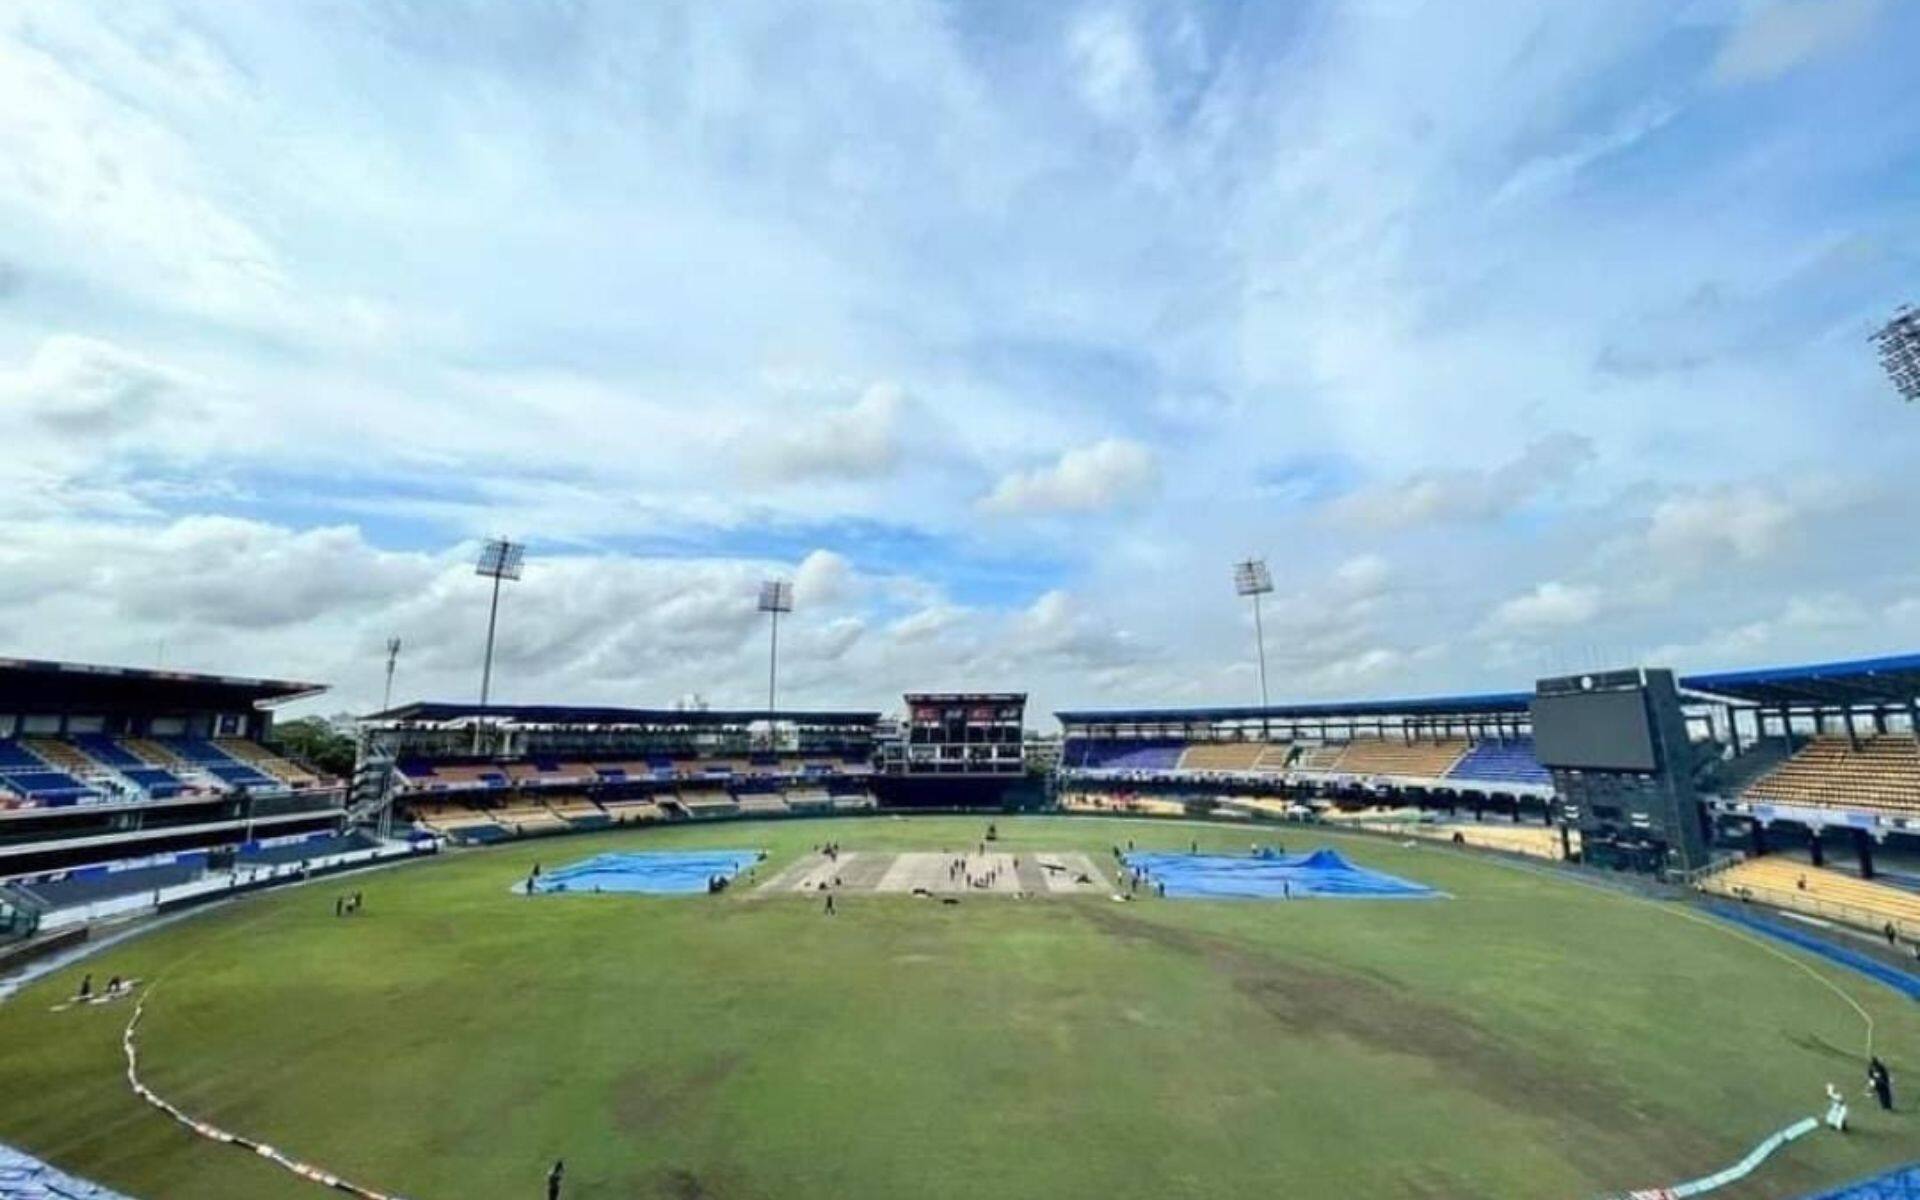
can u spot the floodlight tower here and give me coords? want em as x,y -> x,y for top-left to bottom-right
1873,303 -> 1920,403
475,538 -> 526,708
758,579 -> 794,716
1233,558 -> 1275,717
382,636 -> 402,711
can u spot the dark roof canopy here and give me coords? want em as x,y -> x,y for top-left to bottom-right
365,701 -> 880,727
1056,691 -> 1534,727
0,657 -> 325,713
1680,652 -> 1920,708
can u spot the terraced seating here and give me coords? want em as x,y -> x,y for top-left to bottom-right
1701,856 -> 1920,939
122,767 -> 185,799
600,797 -> 665,822
1743,736 -> 1920,815
1447,738 -> 1551,787
1068,741 -> 1185,771
735,791 -> 791,815
23,737 -> 97,776
1332,737 -> 1470,778
1177,742 -> 1269,772
490,804 -> 570,833
121,738 -> 189,769
1293,744 -> 1345,771
410,802 -> 502,833
679,789 -> 740,817
785,789 -> 835,813
0,740 -> 47,772
217,739 -> 322,786
541,796 -> 608,828
72,735 -> 148,770
1060,790 -> 1187,817
830,791 -> 876,811
1253,744 -> 1295,771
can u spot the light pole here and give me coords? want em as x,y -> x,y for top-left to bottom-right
1233,558 -> 1275,725
475,538 -> 526,708
382,636 -> 402,712
1873,303 -> 1920,402
758,579 -> 793,717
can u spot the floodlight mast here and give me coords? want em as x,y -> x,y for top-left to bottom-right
1233,558 -> 1275,728
1874,304 -> 1920,403
382,636 -> 402,712
475,538 -> 526,711
758,579 -> 794,718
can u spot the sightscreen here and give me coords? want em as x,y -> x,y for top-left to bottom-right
1530,689 -> 1658,772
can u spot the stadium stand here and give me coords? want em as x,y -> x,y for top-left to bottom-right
1177,742 -> 1270,772
1253,743 -> 1295,771
679,789 -> 741,818
1294,744 -> 1345,771
1447,738 -> 1552,787
1068,741 -> 1185,771
1333,737 -> 1470,778
216,738 -> 320,786
21,737 -> 97,777
1701,857 -> 1920,939
121,738 -> 189,770
1743,737 -> 1920,816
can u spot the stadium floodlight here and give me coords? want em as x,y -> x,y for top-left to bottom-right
382,636 -> 403,712
474,538 -> 526,709
758,579 -> 794,715
1233,558 -> 1275,714
1873,304 -> 1920,403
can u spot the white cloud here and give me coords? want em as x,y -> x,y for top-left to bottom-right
978,438 -> 1158,516
742,383 -> 907,483
1067,7 -> 1155,128
1488,581 -> 1602,632
1330,434 -> 1595,530
1645,487 -> 1796,565
1711,0 -> 1884,85
792,549 -> 854,607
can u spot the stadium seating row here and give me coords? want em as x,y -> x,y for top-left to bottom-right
1743,736 -> 1920,816
1064,736 -> 1550,788
1700,856 -> 1920,939
0,735 -> 324,809
405,784 -> 880,842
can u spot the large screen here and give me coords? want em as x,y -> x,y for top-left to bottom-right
1530,689 -> 1658,772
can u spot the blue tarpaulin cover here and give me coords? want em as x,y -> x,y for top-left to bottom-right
1121,848 -> 1434,900
530,851 -> 759,895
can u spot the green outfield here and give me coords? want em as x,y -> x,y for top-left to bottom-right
0,816 -> 1913,1200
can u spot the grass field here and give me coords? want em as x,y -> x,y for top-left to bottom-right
0,815 -> 1914,1200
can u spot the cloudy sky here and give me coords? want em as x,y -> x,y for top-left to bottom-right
2,0 -> 1917,721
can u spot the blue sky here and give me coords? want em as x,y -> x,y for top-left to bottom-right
0,0 -> 1917,717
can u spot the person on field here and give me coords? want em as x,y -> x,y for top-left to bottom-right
824,892 -> 836,916
75,973 -> 92,1001
1868,1057 -> 1894,1112
546,1158 -> 565,1200
1885,922 -> 1899,947
1824,1082 -> 1849,1132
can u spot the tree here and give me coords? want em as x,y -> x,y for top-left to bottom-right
269,716 -> 357,777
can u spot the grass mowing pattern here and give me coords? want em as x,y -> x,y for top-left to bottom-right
0,816 -> 1914,1200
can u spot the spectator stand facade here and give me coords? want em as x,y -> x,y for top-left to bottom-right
357,702 -> 883,843
1054,692 -> 1555,824
0,660 -> 346,918
1683,653 -> 1920,881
